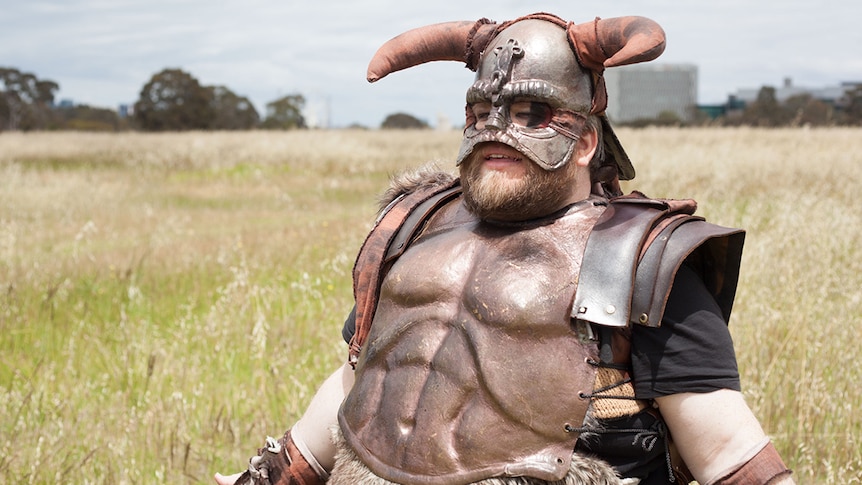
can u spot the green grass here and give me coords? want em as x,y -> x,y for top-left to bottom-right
1,128 -> 860,483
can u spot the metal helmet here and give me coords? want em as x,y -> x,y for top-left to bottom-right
366,13 -> 666,181
458,19 -> 592,171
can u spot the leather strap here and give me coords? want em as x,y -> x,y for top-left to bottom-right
348,179 -> 461,366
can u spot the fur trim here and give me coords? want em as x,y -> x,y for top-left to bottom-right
329,426 -> 624,485
377,164 -> 457,213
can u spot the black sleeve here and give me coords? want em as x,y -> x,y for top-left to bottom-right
342,305 -> 357,344
630,264 -> 741,399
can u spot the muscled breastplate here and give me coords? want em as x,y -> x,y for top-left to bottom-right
338,197 -> 607,485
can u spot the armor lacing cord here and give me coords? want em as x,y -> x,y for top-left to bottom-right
568,356 -> 678,482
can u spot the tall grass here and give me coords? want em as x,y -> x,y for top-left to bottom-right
1,128 -> 859,484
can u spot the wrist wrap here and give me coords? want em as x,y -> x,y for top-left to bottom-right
711,441 -> 792,485
234,430 -> 326,485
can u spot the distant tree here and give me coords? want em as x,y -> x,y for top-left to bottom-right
655,110 -> 683,126
54,104 -> 122,131
261,94 -> 306,130
687,105 -> 715,126
624,110 -> 683,128
839,85 -> 862,125
741,86 -> 789,127
134,68 -> 213,131
0,67 -> 59,131
381,112 -> 428,129
209,85 -> 259,130
783,94 -> 832,126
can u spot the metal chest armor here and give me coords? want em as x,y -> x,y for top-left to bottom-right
338,195 -> 606,485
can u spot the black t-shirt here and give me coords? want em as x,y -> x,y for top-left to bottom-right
580,264 -> 741,482
339,263 -> 741,482
630,263 -> 740,398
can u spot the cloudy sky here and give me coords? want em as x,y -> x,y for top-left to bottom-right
2,0 -> 860,128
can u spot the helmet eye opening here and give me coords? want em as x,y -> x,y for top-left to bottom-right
468,98 -> 554,131
510,100 -> 553,129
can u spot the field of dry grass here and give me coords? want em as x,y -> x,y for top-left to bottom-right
1,128 -> 860,483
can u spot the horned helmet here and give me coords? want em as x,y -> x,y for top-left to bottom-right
366,12 -> 666,185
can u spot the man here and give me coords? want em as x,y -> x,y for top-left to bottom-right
217,12 -> 793,485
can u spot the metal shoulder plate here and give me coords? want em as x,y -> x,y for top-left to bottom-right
572,192 -> 745,328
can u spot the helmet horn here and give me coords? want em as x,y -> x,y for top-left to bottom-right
367,15 -> 665,83
366,19 -> 500,82
569,16 -> 666,71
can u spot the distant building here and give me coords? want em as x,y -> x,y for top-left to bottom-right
717,78 -> 861,119
604,63 -> 697,123
436,113 -> 453,131
731,77 -> 855,106
118,104 -> 132,118
303,95 -> 331,129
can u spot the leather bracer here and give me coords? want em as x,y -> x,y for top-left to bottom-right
234,430 -> 327,485
711,441 -> 792,485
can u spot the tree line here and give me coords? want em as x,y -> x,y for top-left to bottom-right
4,65 -> 862,132
722,85 -> 862,127
132,68 -> 308,131
621,84 -> 862,128
1,67 -> 307,132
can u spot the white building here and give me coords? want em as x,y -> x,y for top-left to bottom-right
604,64 -> 698,123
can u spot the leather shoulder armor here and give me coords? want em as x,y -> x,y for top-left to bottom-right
572,191 -> 745,328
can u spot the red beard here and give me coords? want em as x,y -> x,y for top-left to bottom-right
459,147 -> 581,222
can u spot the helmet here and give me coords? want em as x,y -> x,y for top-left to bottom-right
366,13 -> 666,181
458,18 -> 592,171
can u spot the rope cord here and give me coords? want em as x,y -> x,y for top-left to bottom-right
574,350 -> 677,482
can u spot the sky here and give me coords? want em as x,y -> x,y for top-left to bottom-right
2,0 -> 860,128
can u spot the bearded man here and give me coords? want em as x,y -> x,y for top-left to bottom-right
216,12 -> 794,485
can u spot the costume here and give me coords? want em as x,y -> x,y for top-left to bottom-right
233,11 -> 792,485
338,178 -> 742,484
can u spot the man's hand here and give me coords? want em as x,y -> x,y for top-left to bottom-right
214,472 -> 243,485
212,363 -> 353,485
